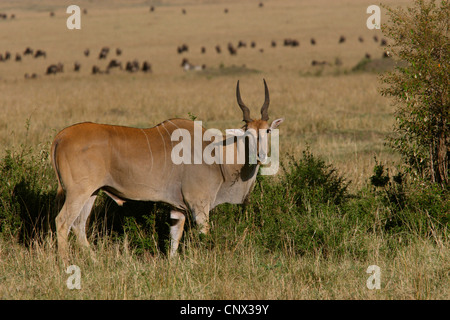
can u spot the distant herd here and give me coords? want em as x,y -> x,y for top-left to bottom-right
0,4 -> 390,80
1,45 -> 153,79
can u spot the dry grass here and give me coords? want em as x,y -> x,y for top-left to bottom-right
1,234 -> 448,299
0,0 -> 408,188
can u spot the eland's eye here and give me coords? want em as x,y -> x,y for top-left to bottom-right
266,129 -> 272,134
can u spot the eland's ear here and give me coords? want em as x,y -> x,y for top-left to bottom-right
226,128 -> 246,136
269,118 -> 284,131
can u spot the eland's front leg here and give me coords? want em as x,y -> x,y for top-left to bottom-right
169,210 -> 186,257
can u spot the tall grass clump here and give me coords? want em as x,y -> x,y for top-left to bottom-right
368,160 -> 449,243
211,149 -> 358,258
0,144 -> 56,243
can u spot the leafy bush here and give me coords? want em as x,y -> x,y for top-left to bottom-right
213,149 -> 353,257
282,149 -> 350,207
380,0 -> 449,185
0,146 -> 56,242
369,158 -> 406,210
369,159 -> 448,236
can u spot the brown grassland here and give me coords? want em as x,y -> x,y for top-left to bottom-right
0,0 -> 403,186
0,0 -> 448,300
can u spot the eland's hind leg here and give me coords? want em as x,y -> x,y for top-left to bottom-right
55,191 -> 95,261
71,194 -> 97,248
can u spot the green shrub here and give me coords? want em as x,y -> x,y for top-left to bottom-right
369,158 -> 407,210
369,159 -> 448,238
213,150 -> 353,256
282,149 -> 350,207
0,146 -> 56,242
380,0 -> 449,185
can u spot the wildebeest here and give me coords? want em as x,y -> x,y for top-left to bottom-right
228,43 -> 237,55
98,47 -> 109,59
182,8 -> 186,14
283,38 -> 299,47
34,50 -> 46,58
310,38 -> 316,45
380,38 -> 387,46
50,11 -> 55,17
201,46 -> 206,54
373,35 -> 379,42
107,59 -> 122,70
15,53 -> 21,61
125,60 -> 140,72
339,35 -> 346,43
311,60 -> 328,66
84,49 -> 90,57
215,45 -> 221,53
365,53 -> 371,59
74,62 -> 81,72
92,65 -> 102,74
237,40 -> 247,48
131,60 -> 140,71
46,63 -> 63,74
271,40 -> 276,47
116,48 -> 122,56
358,36 -> 364,43
150,6 -> 155,12
24,47 -> 33,55
177,44 -> 189,54
142,61 -> 152,72
4,51 -> 10,60
50,79 -> 284,261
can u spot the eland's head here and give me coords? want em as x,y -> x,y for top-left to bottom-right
230,79 -> 284,164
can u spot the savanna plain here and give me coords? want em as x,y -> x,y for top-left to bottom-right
0,0 -> 448,300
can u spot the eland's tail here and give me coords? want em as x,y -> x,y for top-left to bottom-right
50,138 -> 65,212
